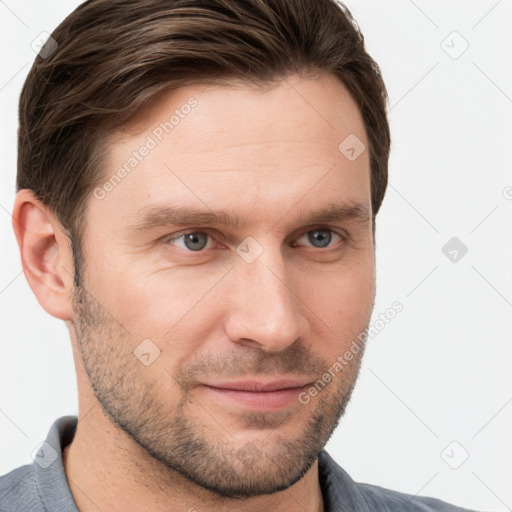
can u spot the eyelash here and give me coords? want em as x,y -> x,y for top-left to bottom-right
163,227 -> 349,253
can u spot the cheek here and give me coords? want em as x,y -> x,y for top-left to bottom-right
298,256 -> 374,309
294,259 -> 375,348
93,264 -> 224,365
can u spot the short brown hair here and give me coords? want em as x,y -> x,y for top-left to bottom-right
17,0 -> 390,280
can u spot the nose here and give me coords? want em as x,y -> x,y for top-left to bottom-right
224,248 -> 309,352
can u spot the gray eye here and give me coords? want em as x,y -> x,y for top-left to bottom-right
183,232 -> 209,251
307,229 -> 332,248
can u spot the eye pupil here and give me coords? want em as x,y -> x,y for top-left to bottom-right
184,232 -> 208,251
308,230 -> 332,248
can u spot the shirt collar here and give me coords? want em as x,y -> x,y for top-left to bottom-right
33,415 -> 78,511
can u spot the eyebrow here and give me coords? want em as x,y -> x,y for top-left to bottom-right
131,201 -> 371,232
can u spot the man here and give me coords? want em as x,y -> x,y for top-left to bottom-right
0,0 -> 482,511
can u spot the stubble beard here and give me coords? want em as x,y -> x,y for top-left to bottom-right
71,280 -> 366,499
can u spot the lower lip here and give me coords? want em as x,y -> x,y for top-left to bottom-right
202,385 -> 308,411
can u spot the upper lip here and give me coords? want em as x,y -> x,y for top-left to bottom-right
202,379 -> 312,392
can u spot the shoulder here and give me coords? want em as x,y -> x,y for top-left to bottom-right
353,480 -> 481,512
0,463 -> 45,512
318,450 -> 483,512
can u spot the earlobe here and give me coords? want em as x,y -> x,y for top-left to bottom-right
12,189 -> 75,321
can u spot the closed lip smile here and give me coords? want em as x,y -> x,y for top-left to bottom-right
201,379 -> 312,392
198,378 -> 315,411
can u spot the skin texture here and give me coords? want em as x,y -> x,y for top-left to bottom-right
13,73 -> 376,512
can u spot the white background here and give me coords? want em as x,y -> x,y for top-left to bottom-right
1,1 -> 511,511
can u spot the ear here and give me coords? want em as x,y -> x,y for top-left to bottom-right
12,189 -> 75,321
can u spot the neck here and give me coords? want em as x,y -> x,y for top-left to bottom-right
62,407 -> 324,512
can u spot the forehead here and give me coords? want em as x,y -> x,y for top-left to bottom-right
92,73 -> 371,228
115,73 -> 365,139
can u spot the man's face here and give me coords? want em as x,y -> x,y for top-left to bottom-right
71,73 -> 375,498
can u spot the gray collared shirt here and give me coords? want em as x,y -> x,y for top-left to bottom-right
0,416 -> 482,511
